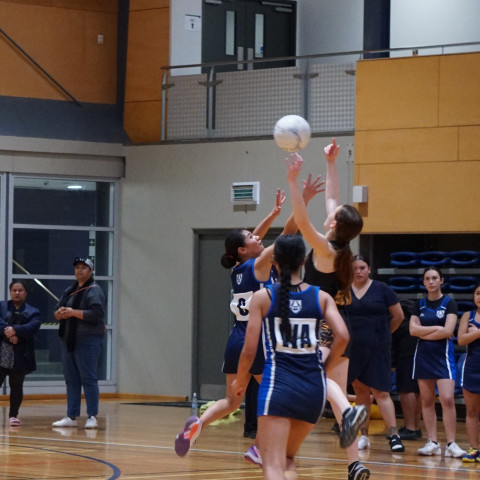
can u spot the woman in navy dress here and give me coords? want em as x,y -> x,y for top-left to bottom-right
233,234 -> 350,480
410,267 -> 466,458
346,255 -> 404,452
457,282 -> 480,462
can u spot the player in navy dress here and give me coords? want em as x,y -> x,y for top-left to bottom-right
287,142 -> 369,480
457,282 -> 480,462
346,255 -> 405,452
233,234 -> 350,480
410,267 -> 466,458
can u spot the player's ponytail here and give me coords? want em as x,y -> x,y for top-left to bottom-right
220,230 -> 245,269
332,205 -> 363,305
273,235 -> 306,345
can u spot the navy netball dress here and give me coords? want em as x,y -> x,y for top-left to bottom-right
258,284 -> 327,424
412,296 -> 457,380
222,258 -> 275,375
461,310 -> 480,394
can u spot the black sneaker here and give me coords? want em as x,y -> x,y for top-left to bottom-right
390,434 -> 405,452
339,406 -> 368,448
348,461 -> 370,480
398,427 -> 421,441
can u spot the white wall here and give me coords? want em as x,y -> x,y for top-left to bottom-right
118,135 -> 354,396
296,0 -> 364,62
390,0 -> 480,55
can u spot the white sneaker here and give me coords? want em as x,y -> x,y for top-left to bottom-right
417,439 -> 441,456
52,416 -> 78,427
445,441 -> 467,458
358,435 -> 370,450
85,416 -> 98,429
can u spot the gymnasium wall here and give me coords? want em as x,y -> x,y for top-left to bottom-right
354,52 -> 480,233
119,135 -> 354,396
0,0 -> 117,104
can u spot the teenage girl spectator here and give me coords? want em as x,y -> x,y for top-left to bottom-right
286,142 -> 369,480
174,187 -> 323,460
0,280 -> 41,426
410,267 -> 466,458
391,298 -> 422,440
52,257 -> 106,430
456,282 -> 480,462
232,234 -> 350,480
346,255 -> 405,452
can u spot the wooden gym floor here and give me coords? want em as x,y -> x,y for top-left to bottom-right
0,396 -> 478,479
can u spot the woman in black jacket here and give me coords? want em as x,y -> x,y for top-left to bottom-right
0,280 -> 41,426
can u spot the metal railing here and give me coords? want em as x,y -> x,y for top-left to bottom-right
160,41 -> 480,142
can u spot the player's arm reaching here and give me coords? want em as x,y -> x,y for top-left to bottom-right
252,188 -> 285,240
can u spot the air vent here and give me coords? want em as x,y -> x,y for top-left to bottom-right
231,182 -> 260,205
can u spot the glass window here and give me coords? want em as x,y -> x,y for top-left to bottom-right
225,10 -> 236,56
13,177 -> 114,227
9,174 -> 117,388
13,229 -> 113,276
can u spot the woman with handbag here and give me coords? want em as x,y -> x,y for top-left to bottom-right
0,280 -> 42,426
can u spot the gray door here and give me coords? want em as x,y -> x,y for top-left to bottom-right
193,228 -> 279,399
202,0 -> 297,72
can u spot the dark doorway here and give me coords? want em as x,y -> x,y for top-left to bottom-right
202,0 -> 297,72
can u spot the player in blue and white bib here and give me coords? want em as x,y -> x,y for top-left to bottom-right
410,267 -> 466,458
457,283 -> 480,462
233,235 -> 360,479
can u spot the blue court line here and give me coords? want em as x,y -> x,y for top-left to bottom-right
12,444 -> 121,480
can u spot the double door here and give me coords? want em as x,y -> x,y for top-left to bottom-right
202,0 -> 296,72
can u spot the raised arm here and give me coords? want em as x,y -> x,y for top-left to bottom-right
252,188 -> 285,240
323,138 -> 340,231
286,153 -> 331,257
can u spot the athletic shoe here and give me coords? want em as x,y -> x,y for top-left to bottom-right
52,417 -> 78,427
417,439 -> 441,456
9,417 -> 21,426
445,441 -> 467,458
390,434 -> 405,452
243,429 -> 257,439
244,444 -> 262,466
462,447 -> 480,463
339,406 -> 368,448
174,416 -> 202,457
398,427 -> 422,440
85,416 -> 98,429
358,435 -> 370,450
348,461 -> 370,480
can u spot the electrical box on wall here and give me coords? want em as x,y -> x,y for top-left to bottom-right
353,185 -> 368,203
231,182 -> 260,205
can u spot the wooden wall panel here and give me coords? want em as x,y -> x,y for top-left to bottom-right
123,1 -> 170,142
356,162 -> 480,233
355,56 -> 439,131
459,126 -> 480,161
439,53 -> 480,126
123,101 -> 162,143
0,1 -> 117,103
354,128 -> 458,166
124,8 -> 169,102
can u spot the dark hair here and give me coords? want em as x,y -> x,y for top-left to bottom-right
353,254 -> 370,266
220,229 -> 246,269
422,266 -> 444,279
9,279 -> 29,293
332,205 -> 363,305
273,235 -> 306,344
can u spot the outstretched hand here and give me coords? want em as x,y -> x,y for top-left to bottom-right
272,188 -> 286,216
303,173 -> 325,203
285,152 -> 303,181
324,138 -> 340,163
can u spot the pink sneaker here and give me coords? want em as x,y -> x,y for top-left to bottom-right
174,416 -> 202,457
